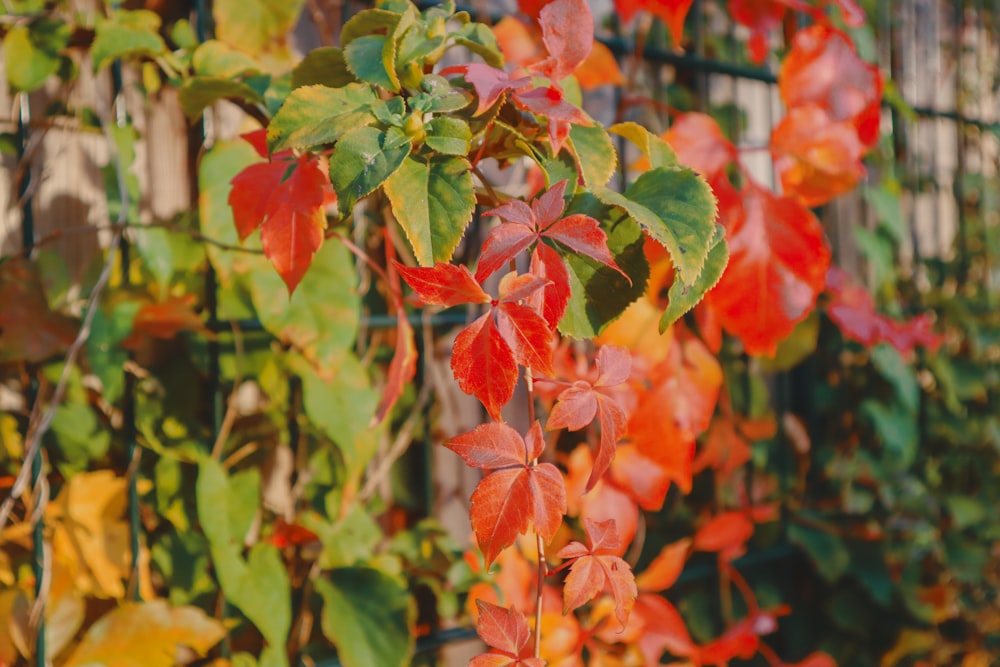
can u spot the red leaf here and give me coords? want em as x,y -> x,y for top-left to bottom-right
451,313 -> 519,421
497,302 -> 555,377
544,214 -> 626,280
771,105 -> 866,207
633,595 -> 697,663
557,519 -> 637,627
229,152 -> 332,293
476,224 -> 539,283
664,112 -> 737,179
635,538 -> 690,592
779,25 -> 883,146
728,0 -> 786,63
547,345 -> 631,489
471,601 -> 544,667
530,0 -> 594,83
692,511 -> 754,558
442,63 -> 531,116
497,272 -> 551,304
0,258 -> 76,364
373,238 -> 418,425
575,41 -> 625,89
615,0 -> 694,48
528,244 -> 571,329
395,261 -> 491,307
267,518 -> 320,548
788,651 -> 839,667
824,266 -> 943,355
693,414 -> 754,478
462,424 -> 566,567
124,294 -> 213,349
606,444 -> 671,511
512,85 -> 591,152
445,421 -> 537,470
706,180 -> 831,356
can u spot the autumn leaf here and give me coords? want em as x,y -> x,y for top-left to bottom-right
635,538 -> 690,592
528,0 -> 594,83
373,241 -> 418,425
528,243 -> 571,329
478,180 -> 626,283
0,256 -> 76,364
692,511 -> 754,560
441,63 -> 531,116
229,130 -> 335,293
493,16 -> 542,70
547,345 -> 631,489
122,294 -> 213,350
664,112 -> 738,179
575,42 -> 625,89
779,24 -> 883,146
447,422 -> 566,566
706,179 -> 831,356
824,266 -> 943,355
615,0 -> 693,47
557,518 -> 637,628
728,0 -> 786,63
771,105 -> 866,207
394,262 -> 490,307
63,600 -> 225,667
470,600 -> 544,667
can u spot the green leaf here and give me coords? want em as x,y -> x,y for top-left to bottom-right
329,126 -> 412,215
169,19 -> 198,49
248,239 -> 360,371
788,520 -> 850,583
945,496 -> 985,530
870,344 -> 919,413
267,84 -> 378,153
863,184 -> 905,243
410,75 -> 470,113
424,116 -> 471,156
196,459 -> 291,667
3,19 -> 71,92
569,124 -> 616,188
92,10 -> 166,71
192,40 -> 260,77
449,22 -> 503,67
85,300 -> 141,404
213,0 -> 304,56
757,311 -> 820,372
47,403 -> 111,475
659,223 -> 728,331
299,507 -> 382,569
317,567 -> 415,667
609,122 -> 678,169
596,167 -> 717,284
292,47 -> 356,88
861,398 -> 918,469
383,155 -> 474,266
340,8 -> 404,46
179,77 -> 263,121
294,352 -> 379,482
847,540 -> 893,606
559,194 -> 649,338
227,468 -> 261,544
344,34 -> 400,92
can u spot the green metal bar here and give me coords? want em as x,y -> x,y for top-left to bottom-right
17,91 -> 45,667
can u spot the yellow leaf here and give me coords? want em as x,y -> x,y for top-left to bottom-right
63,599 -> 226,667
47,470 -> 131,598
880,629 -> 935,667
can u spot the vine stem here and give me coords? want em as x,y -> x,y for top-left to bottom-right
524,366 -> 546,659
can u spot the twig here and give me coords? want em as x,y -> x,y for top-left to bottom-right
357,385 -> 432,503
211,321 -> 245,460
22,219 -> 263,256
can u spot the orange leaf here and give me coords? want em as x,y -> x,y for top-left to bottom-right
692,511 -> 754,558
449,423 -> 566,567
635,538 -> 690,592
124,294 -> 213,349
557,519 -> 637,628
574,42 -> 624,89
615,0 -> 693,47
471,601 -> 544,667
771,105 -> 866,207
779,25 -> 883,146
493,16 -> 542,69
706,179 -> 831,356
664,112 -> 737,179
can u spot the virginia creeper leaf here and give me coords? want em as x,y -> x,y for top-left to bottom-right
635,538 -> 691,592
267,84 -> 378,153
450,313 -> 518,421
448,422 -> 565,566
659,223 -> 729,332
92,10 -> 165,71
609,121 -> 678,170
557,518 -> 637,628
706,181 -> 830,356
470,601 -> 543,667
329,126 -> 412,214
530,0 -> 593,82
383,155 -> 475,266
663,112 -> 736,178
395,261 -> 490,307
317,568 -> 415,667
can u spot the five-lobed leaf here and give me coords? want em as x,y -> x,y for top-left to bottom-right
470,601 -> 544,667
557,518 -> 637,628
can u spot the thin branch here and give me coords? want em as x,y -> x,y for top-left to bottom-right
357,385 -> 432,504
211,321 -> 245,460
22,219 -> 263,256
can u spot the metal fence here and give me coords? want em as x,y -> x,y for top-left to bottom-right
5,0 -> 1000,664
